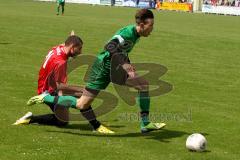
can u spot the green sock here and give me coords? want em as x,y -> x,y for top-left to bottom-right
62,5 -> 64,14
44,95 -> 77,108
137,91 -> 150,126
140,112 -> 150,126
137,91 -> 150,112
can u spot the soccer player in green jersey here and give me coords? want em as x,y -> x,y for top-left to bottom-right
57,0 -> 65,15
27,9 -> 166,134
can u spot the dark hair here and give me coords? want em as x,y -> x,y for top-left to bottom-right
135,9 -> 154,24
65,35 -> 83,47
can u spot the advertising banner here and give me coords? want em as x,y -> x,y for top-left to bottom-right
100,0 -> 111,5
66,0 -> 91,4
38,0 -> 100,4
38,0 -> 155,7
122,0 -> 154,8
115,0 -> 124,6
157,2 -> 193,12
202,4 -> 240,15
138,0 -> 154,8
122,0 -> 137,7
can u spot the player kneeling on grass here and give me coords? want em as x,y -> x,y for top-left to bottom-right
27,9 -> 166,134
14,33 -> 104,131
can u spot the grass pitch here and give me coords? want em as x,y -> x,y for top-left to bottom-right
0,0 -> 240,159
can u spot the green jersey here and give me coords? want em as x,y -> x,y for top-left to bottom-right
87,25 -> 140,90
98,24 -> 140,64
57,0 -> 65,3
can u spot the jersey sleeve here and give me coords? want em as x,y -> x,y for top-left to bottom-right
112,29 -> 132,44
111,26 -> 138,55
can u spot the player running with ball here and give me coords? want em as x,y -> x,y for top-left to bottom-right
27,9 -> 166,134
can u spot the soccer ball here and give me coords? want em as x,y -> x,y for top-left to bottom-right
186,133 -> 207,152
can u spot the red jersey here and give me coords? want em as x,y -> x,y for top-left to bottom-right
38,44 -> 68,94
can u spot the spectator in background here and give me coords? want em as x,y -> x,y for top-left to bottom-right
57,0 -> 65,15
211,0 -> 217,5
236,0 -> 240,6
217,0 -> 222,5
220,0 -> 225,5
111,0 -> 115,6
149,0 -> 155,8
155,0 -> 161,11
224,0 -> 230,5
229,0 -> 234,6
136,0 -> 140,6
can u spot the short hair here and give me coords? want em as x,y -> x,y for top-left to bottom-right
65,35 -> 83,47
135,9 -> 154,24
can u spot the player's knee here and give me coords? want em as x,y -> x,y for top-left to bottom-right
76,100 -> 91,110
76,105 -> 87,110
76,92 -> 96,109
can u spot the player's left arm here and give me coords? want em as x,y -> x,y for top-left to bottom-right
53,62 -> 83,97
57,83 -> 83,98
104,36 -> 136,78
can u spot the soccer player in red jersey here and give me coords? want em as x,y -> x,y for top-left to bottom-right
14,34 -> 102,129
